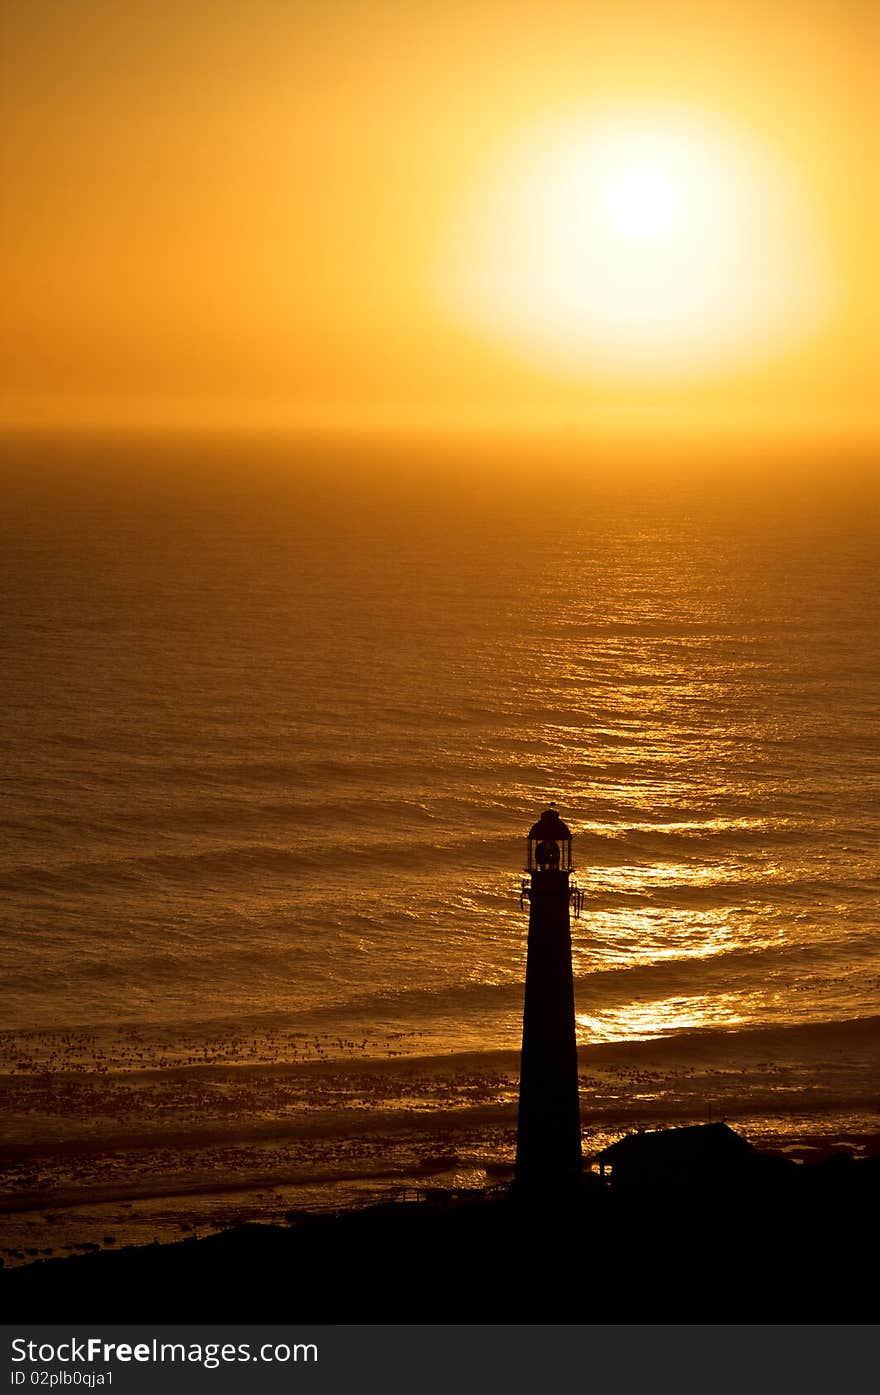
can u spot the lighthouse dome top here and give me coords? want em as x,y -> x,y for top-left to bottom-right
527,806 -> 572,841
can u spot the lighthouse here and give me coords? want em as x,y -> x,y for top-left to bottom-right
515,806 -> 583,1193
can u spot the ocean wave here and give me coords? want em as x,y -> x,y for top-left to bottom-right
262,943 -> 880,1023
3,824 -> 875,897
2,928 -> 876,1033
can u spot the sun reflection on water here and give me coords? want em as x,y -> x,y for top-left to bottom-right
594,860 -> 745,890
577,994 -> 746,1043
569,903 -> 775,976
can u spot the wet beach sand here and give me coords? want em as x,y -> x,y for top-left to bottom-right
2,1015 -> 877,1272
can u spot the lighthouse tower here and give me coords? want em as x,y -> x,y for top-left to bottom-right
515,806 -> 582,1193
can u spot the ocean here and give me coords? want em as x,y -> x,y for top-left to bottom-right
1,432 -> 878,1259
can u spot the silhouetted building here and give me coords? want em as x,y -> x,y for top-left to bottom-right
515,807 -> 583,1193
595,1122 -> 757,1188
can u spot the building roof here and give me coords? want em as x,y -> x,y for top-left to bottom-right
595,1122 -> 755,1167
527,807 -> 572,841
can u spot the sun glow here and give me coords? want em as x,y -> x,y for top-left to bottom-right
442,109 -> 830,376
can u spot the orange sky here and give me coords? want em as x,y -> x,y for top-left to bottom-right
1,0 -> 877,443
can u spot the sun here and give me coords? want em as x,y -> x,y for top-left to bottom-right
440,107 -> 829,376
605,165 -> 681,240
